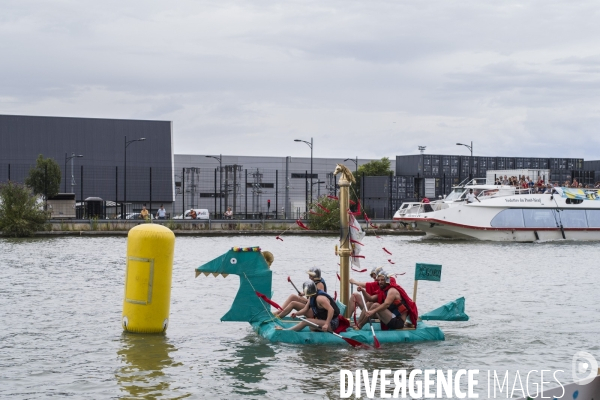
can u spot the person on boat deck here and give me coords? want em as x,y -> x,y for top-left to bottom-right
281,281 -> 341,332
357,271 -> 418,331
274,267 -> 327,318
465,189 -> 480,204
347,266 -> 394,321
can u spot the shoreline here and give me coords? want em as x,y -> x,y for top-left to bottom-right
1,229 -> 425,238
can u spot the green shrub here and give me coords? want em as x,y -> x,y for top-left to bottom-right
307,196 -> 341,230
0,182 -> 48,237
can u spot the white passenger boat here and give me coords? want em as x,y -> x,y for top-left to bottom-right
393,179 -> 600,242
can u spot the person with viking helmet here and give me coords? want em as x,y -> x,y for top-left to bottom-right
279,281 -> 343,333
347,266 -> 383,324
356,270 -> 418,331
274,267 -> 327,318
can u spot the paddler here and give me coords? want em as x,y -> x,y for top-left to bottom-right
274,267 -> 327,318
356,270 -> 418,330
279,281 -> 342,332
348,266 -> 383,322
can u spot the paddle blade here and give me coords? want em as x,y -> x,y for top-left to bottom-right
255,291 -> 283,311
343,337 -> 373,349
373,335 -> 381,349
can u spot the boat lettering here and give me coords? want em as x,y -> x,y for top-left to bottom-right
504,198 -> 541,203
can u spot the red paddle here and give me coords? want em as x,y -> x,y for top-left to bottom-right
287,276 -> 301,295
298,317 -> 372,349
255,291 -> 283,311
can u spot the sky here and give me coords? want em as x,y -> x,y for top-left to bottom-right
2,1 -> 600,160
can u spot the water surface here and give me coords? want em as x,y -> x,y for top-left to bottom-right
1,235 -> 598,398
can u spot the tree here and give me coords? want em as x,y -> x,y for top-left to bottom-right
307,196 -> 341,230
350,157 -> 393,203
25,154 -> 62,199
0,182 -> 48,237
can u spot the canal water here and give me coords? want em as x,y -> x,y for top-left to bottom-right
1,235 -> 598,399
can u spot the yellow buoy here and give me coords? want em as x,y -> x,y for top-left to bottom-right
122,224 -> 175,333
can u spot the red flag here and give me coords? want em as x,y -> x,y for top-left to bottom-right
349,200 -> 356,205
336,273 -> 341,281
327,195 -> 339,200
382,247 -> 392,255
296,220 -> 309,230
351,267 -> 367,273
275,236 -> 283,241
334,291 -> 338,301
317,203 -> 331,213
255,291 -> 283,310
352,255 -> 366,259
350,239 -> 364,246
388,259 -> 395,264
309,210 -> 323,216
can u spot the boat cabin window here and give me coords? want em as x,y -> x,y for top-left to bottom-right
490,209 -> 525,228
561,210 -> 588,228
491,208 -> 600,228
523,209 -> 559,228
586,210 -> 600,228
445,189 -> 465,202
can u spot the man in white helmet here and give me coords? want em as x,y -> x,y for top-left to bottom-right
357,270 -> 418,330
275,267 -> 327,318
347,266 -> 384,326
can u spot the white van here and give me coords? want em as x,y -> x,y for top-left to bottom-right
174,209 -> 210,220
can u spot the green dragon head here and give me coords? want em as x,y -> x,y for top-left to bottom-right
195,246 -> 273,323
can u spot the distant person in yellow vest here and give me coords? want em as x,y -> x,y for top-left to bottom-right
139,205 -> 149,220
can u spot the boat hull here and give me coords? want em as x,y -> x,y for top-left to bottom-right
251,320 -> 445,345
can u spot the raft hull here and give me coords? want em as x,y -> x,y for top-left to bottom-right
251,320 -> 445,345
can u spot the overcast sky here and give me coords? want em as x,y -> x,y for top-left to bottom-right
2,1 -> 600,160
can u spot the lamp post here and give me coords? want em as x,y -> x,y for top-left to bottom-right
206,154 -> 222,217
124,136 -> 146,219
312,180 -> 326,199
294,137 -> 313,205
344,157 -> 358,174
64,153 -> 83,193
456,141 -> 473,180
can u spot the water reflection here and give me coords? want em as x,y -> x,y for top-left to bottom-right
116,332 -> 184,399
221,334 -> 276,396
290,340 -> 419,396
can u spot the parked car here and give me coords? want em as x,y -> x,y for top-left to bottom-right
116,213 -> 153,220
173,209 -> 210,220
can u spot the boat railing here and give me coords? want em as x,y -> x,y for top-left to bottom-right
397,201 -> 446,216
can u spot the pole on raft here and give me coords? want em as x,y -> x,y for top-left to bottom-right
337,165 -> 352,317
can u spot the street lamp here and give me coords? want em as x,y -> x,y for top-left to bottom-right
312,180 -> 326,199
344,157 -> 358,174
456,141 -> 473,180
64,153 -> 83,193
206,154 -> 222,217
294,138 -> 313,205
123,136 -> 146,219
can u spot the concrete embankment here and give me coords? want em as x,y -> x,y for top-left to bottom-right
0,219 -> 425,237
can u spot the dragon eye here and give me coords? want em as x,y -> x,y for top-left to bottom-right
230,258 -> 237,264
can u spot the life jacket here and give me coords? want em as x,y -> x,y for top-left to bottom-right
313,277 -> 327,293
377,282 -> 418,330
309,290 -> 340,321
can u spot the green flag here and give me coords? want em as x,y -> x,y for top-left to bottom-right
415,263 -> 442,282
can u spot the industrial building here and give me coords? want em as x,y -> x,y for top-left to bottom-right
2,114 -> 599,219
